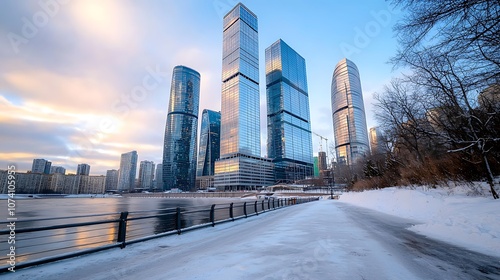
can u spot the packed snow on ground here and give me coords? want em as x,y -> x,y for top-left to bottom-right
339,182 -> 500,258
5,199 -> 430,280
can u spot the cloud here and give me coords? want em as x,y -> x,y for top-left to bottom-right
68,0 -> 138,50
3,69 -> 118,113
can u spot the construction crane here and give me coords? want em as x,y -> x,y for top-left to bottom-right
312,131 -> 329,159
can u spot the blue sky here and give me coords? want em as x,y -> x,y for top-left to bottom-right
0,0 -> 402,175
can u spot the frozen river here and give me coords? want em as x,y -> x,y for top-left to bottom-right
0,196 -> 243,219
0,197 -> 244,267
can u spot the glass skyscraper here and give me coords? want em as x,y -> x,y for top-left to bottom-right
214,3 -> 274,190
331,58 -> 370,165
265,39 -> 313,183
196,109 -> 221,188
154,163 -> 162,191
162,66 -> 200,192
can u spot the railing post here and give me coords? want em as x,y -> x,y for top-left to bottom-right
254,201 -> 258,215
243,202 -> 247,218
176,207 -> 182,235
272,198 -> 275,209
117,211 -> 128,249
210,204 -> 216,227
230,202 -> 234,221
267,199 -> 270,210
262,200 -> 265,212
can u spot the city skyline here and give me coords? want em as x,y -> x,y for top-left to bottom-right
0,1 -> 401,175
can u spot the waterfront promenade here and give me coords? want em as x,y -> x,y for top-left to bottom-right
0,200 -> 426,280
4,199 -> 495,280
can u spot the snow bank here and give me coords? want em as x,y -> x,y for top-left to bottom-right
339,183 -> 500,258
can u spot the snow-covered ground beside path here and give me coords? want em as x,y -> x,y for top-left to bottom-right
339,183 -> 500,258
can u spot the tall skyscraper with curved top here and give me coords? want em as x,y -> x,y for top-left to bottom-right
331,58 -> 369,165
266,39 -> 313,182
162,65 -> 200,191
214,3 -> 274,190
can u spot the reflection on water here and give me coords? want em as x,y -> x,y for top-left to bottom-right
0,197 -> 243,267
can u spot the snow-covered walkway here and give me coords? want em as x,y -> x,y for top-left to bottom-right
5,195 -> 498,280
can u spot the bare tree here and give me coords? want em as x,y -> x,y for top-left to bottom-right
374,78 -> 438,164
386,0 -> 500,199
390,0 -> 500,82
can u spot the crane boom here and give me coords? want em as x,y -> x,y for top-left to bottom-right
312,131 -> 328,156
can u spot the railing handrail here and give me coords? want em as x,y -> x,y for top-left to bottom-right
0,197 -> 320,273
0,212 -> 122,225
0,218 -> 121,235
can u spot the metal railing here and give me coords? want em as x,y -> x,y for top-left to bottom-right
0,197 -> 317,272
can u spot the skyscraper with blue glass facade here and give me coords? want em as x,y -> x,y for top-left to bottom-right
162,65 -> 200,192
265,39 -> 313,183
214,3 -> 274,190
331,58 -> 370,165
196,109 -> 221,188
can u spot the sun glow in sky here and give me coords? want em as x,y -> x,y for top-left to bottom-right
0,0 -> 401,175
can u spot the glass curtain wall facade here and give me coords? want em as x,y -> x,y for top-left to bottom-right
214,3 -> 274,190
197,110 -> 221,177
265,39 -> 313,183
196,109 -> 221,188
219,3 -> 260,156
154,163 -> 162,191
162,66 -> 200,192
331,58 -> 370,165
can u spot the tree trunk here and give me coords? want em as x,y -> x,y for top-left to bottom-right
483,154 -> 499,199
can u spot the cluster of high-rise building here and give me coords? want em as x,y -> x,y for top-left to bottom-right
0,159 -> 105,194
0,3 -> 380,195
161,3 -> 374,192
107,151 -> 161,192
0,154 -> 162,194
